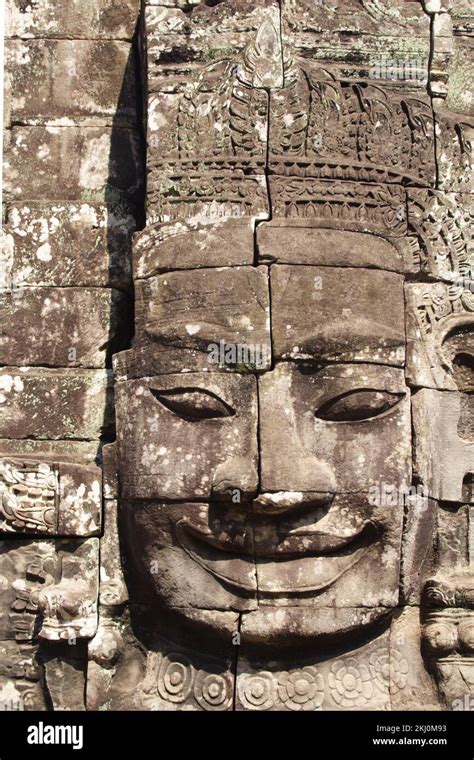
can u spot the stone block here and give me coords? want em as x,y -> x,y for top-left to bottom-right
6,0 -> 140,40
6,40 -> 136,127
236,625 -> 394,710
271,265 -> 406,365
0,641 -> 46,710
258,362 -> 411,494
0,457 -> 102,536
0,368 -> 114,440
133,218 -> 255,278
121,501 -> 257,610
412,388 -> 474,502
133,266 -> 271,372
0,287 -> 131,368
257,223 -> 413,272
2,202 -> 135,290
4,126 -> 143,203
405,282 -> 474,391
0,538 -> 98,643
115,372 -> 258,500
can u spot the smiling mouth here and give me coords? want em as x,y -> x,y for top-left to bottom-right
175,517 -> 378,596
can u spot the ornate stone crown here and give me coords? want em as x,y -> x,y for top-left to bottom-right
148,17 -> 464,225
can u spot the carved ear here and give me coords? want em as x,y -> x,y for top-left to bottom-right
441,321 -> 474,391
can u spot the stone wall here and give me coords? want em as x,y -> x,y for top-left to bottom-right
1,0 -> 143,710
0,0 -> 473,712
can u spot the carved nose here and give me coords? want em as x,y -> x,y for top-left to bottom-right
260,454 -> 337,496
211,457 -> 259,500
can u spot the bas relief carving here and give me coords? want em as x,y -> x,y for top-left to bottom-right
1,0 -> 472,711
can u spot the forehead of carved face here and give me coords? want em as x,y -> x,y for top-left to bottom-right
115,228 -> 419,645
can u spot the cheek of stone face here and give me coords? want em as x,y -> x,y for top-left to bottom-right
120,501 -> 258,612
115,373 -> 259,501
252,492 -> 405,608
258,363 -> 412,494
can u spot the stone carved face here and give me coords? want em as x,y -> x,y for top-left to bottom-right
115,228 -> 423,646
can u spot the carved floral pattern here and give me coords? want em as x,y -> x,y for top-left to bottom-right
143,651 -> 233,710
157,652 -> 194,703
238,671 -> 277,711
369,648 -> 408,694
328,659 -> 374,708
194,670 -> 233,711
277,666 -> 325,711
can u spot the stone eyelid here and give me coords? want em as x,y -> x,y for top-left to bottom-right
149,387 -> 236,421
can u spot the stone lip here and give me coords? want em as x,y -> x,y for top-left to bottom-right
176,510 -> 378,596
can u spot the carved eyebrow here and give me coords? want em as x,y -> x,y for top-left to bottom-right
285,322 -> 406,360
294,362 -> 407,395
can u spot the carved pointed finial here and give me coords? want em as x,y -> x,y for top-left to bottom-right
238,17 -> 285,89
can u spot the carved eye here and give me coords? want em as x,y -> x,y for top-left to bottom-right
315,390 -> 403,422
150,388 -> 235,421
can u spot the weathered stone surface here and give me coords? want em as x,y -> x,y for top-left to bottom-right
258,362 -> 411,493
400,496 -> 437,605
115,373 -> 258,500
88,612 -> 237,710
271,265 -> 406,366
430,11 -> 454,99
146,170 -> 269,227
406,282 -> 474,391
133,266 -> 271,372
445,37 -> 474,115
102,442 -> 118,501
412,388 -> 474,502
0,640 -> 41,682
269,180 -> 409,231
436,502 -> 471,568
0,287 -> 131,368
2,0 -> 473,716
6,0 -> 140,40
407,190 -> 473,281
421,572 -> 474,708
4,127 -> 143,203
133,218 -> 255,277
122,502 -> 257,610
269,92 -> 434,187
98,446 -> 128,612
144,5 -> 281,222
435,110 -> 472,193
0,368 -> 113,440
37,539 -> 99,643
236,626 -> 394,710
0,538 -> 98,643
0,457 -> 102,536
0,640 -> 47,710
5,40 -> 137,127
257,223 -> 414,272
2,202 -> 135,290
389,607 -> 440,710
145,2 -> 281,64
43,649 -> 87,710
252,490 -> 404,608
98,446 -> 128,613
281,0 -> 430,84
87,618 -> 145,710
98,500 -> 127,611
0,439 -> 99,464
